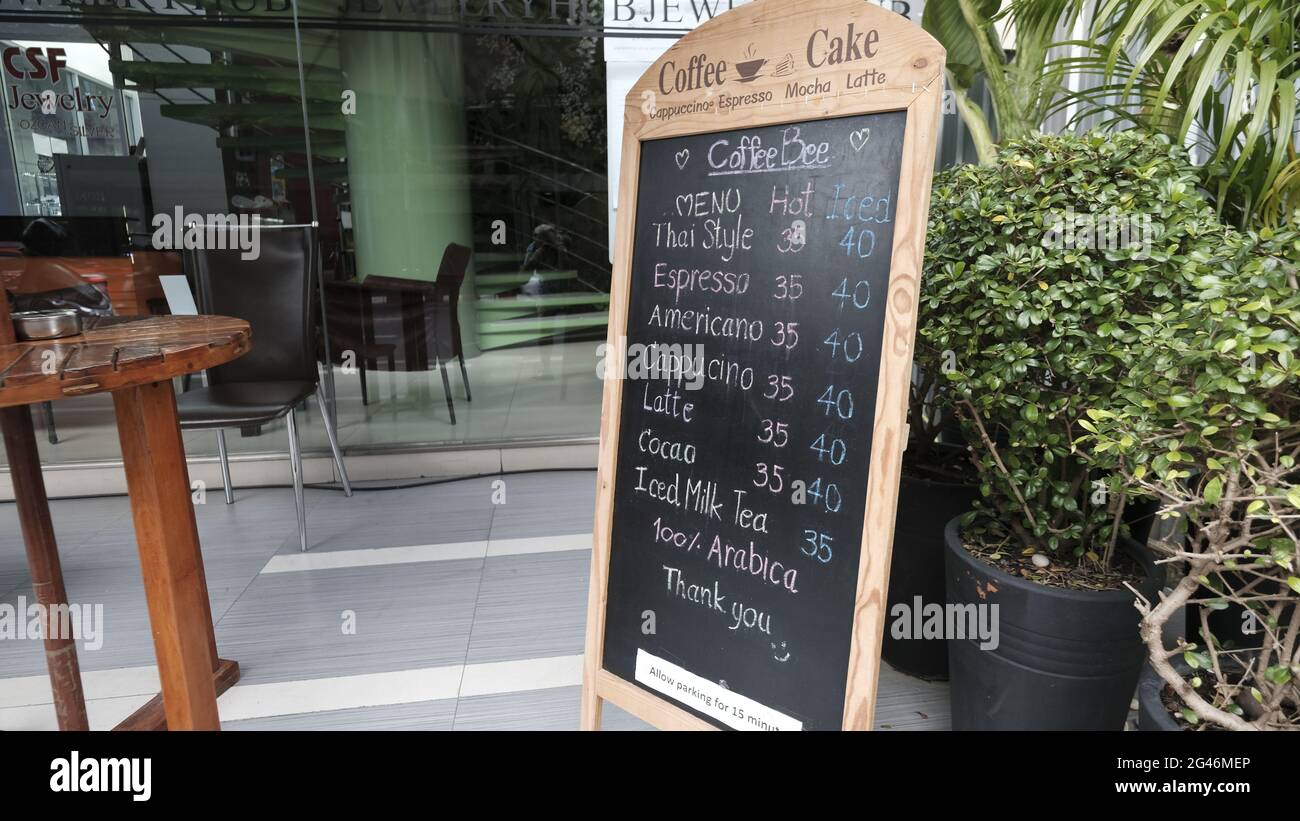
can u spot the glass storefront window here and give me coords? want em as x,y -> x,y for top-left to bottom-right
0,1 -> 629,468
0,1 -> 939,470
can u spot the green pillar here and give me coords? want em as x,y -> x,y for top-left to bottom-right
341,27 -> 478,354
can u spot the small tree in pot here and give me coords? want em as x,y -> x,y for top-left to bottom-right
1080,223 -> 1300,730
918,131 -> 1224,728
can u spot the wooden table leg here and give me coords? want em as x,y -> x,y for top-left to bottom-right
113,380 -> 221,730
0,405 -> 89,731
114,657 -> 240,731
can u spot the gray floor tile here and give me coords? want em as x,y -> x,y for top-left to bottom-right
487,471 -> 596,540
214,558 -> 483,685
224,698 -> 457,731
464,551 -> 589,665
271,483 -> 496,555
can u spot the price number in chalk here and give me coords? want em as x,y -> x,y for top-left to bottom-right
805,477 -> 844,514
838,226 -> 877,258
764,374 -> 795,402
757,419 -> 788,448
831,277 -> 871,310
809,433 -> 847,465
773,274 -> 803,301
801,529 -> 833,563
817,385 -> 854,419
822,329 -> 863,363
770,321 -> 799,351
754,462 -> 785,493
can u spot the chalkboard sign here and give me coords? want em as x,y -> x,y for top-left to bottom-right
583,0 -> 945,731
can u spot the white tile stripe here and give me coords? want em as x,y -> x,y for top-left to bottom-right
484,533 -> 591,557
0,654 -> 584,730
459,654 -> 582,698
0,664 -> 161,709
260,539 -> 487,574
259,533 -> 592,574
217,665 -> 465,722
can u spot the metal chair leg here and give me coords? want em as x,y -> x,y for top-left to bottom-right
215,430 -> 234,505
311,363 -> 335,420
437,359 -> 456,424
315,389 -> 353,497
42,402 -> 57,445
387,353 -> 397,403
458,354 -> 471,402
286,409 -> 308,552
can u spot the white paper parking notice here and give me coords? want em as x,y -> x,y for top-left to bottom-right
634,649 -> 802,731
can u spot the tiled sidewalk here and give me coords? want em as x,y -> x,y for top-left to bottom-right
0,471 -> 949,730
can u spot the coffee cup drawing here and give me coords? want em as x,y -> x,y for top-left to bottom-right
735,57 -> 767,82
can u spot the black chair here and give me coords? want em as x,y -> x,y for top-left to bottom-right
179,224 -> 352,552
324,280 -> 397,407
363,242 -> 472,423
428,242 -> 473,417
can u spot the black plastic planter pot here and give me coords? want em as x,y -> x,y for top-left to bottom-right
882,472 -> 977,680
1136,662 -> 1184,731
944,516 -> 1160,730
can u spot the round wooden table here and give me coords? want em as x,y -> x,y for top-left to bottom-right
0,313 -> 251,730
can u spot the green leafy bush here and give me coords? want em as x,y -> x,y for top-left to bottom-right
918,131 -> 1224,567
1078,221 -> 1300,729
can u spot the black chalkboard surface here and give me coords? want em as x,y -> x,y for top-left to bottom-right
601,110 -> 907,731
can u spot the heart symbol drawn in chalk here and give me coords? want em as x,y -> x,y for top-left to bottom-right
675,149 -> 690,170
850,128 -> 871,152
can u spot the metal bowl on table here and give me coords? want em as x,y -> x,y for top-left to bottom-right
12,309 -> 83,341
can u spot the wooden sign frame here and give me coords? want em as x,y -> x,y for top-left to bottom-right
581,0 -> 945,731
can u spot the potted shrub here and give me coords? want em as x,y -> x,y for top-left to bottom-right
919,131 -> 1224,729
1080,222 -> 1300,730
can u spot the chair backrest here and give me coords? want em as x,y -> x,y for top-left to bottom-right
432,242 -> 471,357
433,243 -> 470,296
186,224 -> 318,386
322,280 -> 368,363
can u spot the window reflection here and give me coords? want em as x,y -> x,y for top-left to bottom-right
1,4 -> 611,466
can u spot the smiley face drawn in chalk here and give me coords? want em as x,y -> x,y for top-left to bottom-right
771,641 -> 790,662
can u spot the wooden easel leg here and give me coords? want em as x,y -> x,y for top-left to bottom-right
580,689 -> 603,731
113,381 -> 220,731
0,405 -> 89,731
